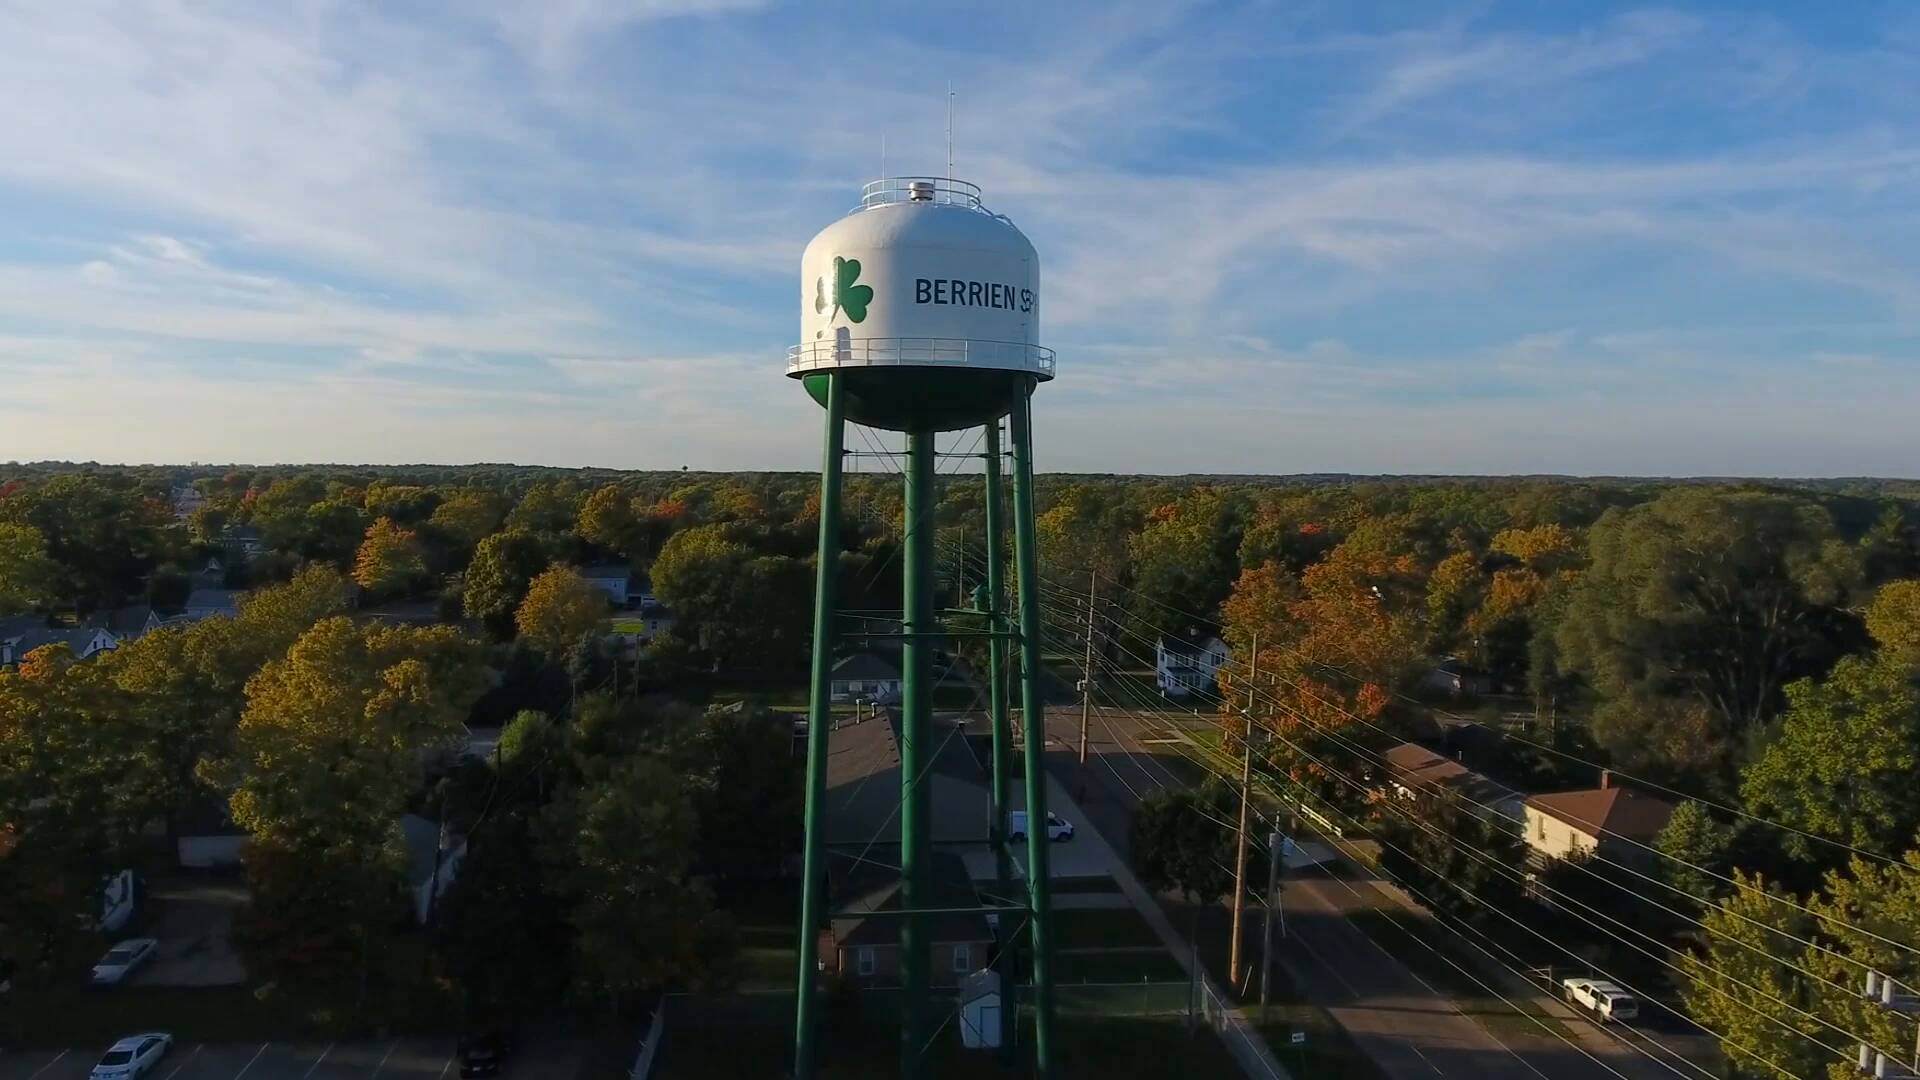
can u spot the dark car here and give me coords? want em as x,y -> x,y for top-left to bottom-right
457,1033 -> 511,1079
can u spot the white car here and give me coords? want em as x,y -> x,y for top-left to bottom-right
1009,811 -> 1074,843
90,1033 -> 172,1079
89,938 -> 159,987
1562,977 -> 1639,1022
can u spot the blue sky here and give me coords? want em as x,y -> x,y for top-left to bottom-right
1,1 -> 1916,476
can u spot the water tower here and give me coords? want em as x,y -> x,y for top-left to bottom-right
790,176 -> 1060,1079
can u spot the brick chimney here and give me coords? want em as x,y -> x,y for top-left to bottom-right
1599,770 -> 1613,790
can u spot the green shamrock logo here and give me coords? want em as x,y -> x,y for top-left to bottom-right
829,255 -> 872,324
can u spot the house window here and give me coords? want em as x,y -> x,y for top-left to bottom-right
857,947 -> 876,976
952,944 -> 972,973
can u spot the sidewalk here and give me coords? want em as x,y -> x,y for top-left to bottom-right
1026,774 -> 1292,1080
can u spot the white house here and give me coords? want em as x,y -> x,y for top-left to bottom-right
1523,777 -> 1674,868
401,813 -> 466,925
830,651 -> 903,704
581,564 -> 632,608
1155,634 -> 1228,698
0,620 -> 118,667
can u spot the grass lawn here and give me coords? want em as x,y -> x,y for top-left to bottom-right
1054,908 -> 1162,950
657,1009 -> 1242,1079
1055,949 -> 1186,983
716,880 -> 801,991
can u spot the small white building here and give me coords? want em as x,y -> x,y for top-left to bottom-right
831,651 -> 902,704
958,968 -> 1003,1050
581,564 -> 633,608
1156,634 -> 1227,698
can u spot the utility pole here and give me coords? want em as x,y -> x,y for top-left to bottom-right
1078,571 -> 1097,766
1259,829 -> 1283,1016
1228,633 -> 1257,982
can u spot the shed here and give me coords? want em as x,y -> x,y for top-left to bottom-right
958,968 -> 1003,1049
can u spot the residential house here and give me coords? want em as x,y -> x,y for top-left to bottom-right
831,651 -> 903,704
1423,657 -> 1493,697
1523,776 -> 1675,869
401,813 -> 466,925
222,525 -> 265,559
822,851 -> 994,989
0,619 -> 118,667
171,485 -> 206,520
91,604 -> 161,643
1376,741 -> 1526,825
174,800 -> 248,869
1155,633 -> 1228,698
183,589 -> 242,622
581,564 -> 633,608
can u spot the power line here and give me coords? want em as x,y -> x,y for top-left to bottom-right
984,556 -> 1911,1073
1055,551 -> 1915,875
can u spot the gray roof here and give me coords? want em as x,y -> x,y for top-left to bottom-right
831,651 -> 901,682
0,615 -> 45,642
580,564 -> 632,581
186,588 -> 241,612
6,626 -> 114,658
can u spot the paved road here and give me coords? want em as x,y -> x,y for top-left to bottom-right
1058,707 -> 1708,1080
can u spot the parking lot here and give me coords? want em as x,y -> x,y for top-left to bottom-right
0,1037 -> 585,1080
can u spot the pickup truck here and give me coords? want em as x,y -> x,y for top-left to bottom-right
1562,977 -> 1639,1022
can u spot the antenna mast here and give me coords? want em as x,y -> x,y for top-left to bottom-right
946,83 -> 955,178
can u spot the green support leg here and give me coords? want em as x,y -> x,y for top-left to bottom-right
1010,387 -> 1057,1077
983,418 -> 1015,1060
900,429 -> 936,1077
792,373 -> 845,1080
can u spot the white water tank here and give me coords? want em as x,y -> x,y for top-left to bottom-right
788,177 -> 1052,432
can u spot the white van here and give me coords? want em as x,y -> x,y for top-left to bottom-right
99,869 -> 140,936
1562,977 -> 1639,1022
1008,811 -> 1074,843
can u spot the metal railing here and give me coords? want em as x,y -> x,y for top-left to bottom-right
861,176 -> 984,210
787,337 -> 1055,378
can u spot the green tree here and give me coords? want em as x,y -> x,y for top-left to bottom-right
1131,783 -> 1235,904
1865,579 -> 1920,671
515,567 -> 608,655
1375,792 -> 1525,925
1677,872 -> 1827,1079
1740,657 -> 1920,863
1654,799 -> 1740,908
0,523 -> 58,613
464,528 -> 550,637
218,617 -> 484,987
427,490 -> 508,552
672,707 -> 802,882
577,484 -> 644,558
363,483 -> 441,525
352,517 -> 427,599
0,475 -> 162,610
300,499 -> 370,564
1557,490 -> 1860,777
505,481 -> 583,535
543,755 -> 735,1006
